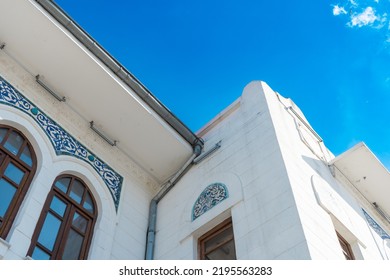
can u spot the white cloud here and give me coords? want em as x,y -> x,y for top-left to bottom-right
331,1 -> 390,45
333,5 -> 347,16
349,0 -> 358,6
349,6 -> 379,27
377,13 -> 388,28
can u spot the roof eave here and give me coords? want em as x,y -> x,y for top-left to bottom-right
35,0 -> 203,150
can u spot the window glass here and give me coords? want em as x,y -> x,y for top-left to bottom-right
31,247 -> 50,260
37,213 -> 62,251
69,179 -> 84,204
204,226 -> 234,252
205,239 -> 236,260
62,229 -> 84,260
50,196 -> 67,217
4,162 -> 25,185
0,128 -> 7,143
55,177 -> 71,194
0,179 -> 17,218
83,192 -> 94,213
28,175 -> 96,260
4,131 -> 23,155
199,218 -> 236,260
20,145 -> 33,167
0,125 -> 36,240
72,212 -> 87,233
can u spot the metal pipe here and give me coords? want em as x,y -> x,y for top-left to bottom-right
145,143 -> 202,260
89,121 -> 117,146
193,141 -> 221,164
373,203 -> 390,224
36,75 -> 66,102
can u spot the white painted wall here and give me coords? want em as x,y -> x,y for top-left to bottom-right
154,81 -> 310,260
0,52 -> 154,260
260,81 -> 387,259
154,81 -> 389,260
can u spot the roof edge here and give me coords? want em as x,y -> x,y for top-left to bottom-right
35,0 -> 203,149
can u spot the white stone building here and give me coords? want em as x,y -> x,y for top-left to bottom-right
0,0 -> 389,260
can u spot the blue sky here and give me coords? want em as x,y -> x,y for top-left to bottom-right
55,0 -> 390,168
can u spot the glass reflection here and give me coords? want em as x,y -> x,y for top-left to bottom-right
62,229 -> 84,260
0,128 -> 7,143
205,239 -> 236,260
4,131 -> 23,155
31,247 -> 50,260
0,179 -> 17,218
37,213 -> 61,251
55,177 -> 71,194
205,226 -> 233,252
83,192 -> 94,213
4,162 -> 25,185
69,180 -> 84,204
50,196 -> 67,217
20,145 -> 33,167
72,212 -> 87,233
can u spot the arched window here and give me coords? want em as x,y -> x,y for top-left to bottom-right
0,125 -> 37,239
28,175 -> 97,260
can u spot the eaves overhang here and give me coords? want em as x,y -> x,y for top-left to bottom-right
0,0 -> 203,183
35,0 -> 201,150
330,142 -> 390,218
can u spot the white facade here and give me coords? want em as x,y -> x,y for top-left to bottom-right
0,0 -> 389,260
154,81 -> 390,260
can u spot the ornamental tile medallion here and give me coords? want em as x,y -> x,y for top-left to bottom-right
362,209 -> 390,240
192,183 -> 228,221
0,75 -> 123,210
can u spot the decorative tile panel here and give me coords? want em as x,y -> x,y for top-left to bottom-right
362,209 -> 390,240
192,183 -> 228,221
0,75 -> 122,210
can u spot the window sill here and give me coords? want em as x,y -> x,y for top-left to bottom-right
0,238 -> 11,259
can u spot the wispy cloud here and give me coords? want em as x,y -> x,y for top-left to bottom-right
349,0 -> 359,6
349,6 -> 379,27
331,1 -> 389,35
333,5 -> 347,16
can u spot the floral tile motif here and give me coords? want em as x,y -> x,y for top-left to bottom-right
362,209 -> 390,240
192,183 -> 228,221
0,76 -> 122,210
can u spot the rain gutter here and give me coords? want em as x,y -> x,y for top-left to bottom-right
145,140 -> 220,259
34,0 -> 202,149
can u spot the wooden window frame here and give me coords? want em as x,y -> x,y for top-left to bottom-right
0,125 -> 37,239
337,231 -> 355,260
27,174 -> 97,260
198,218 -> 236,260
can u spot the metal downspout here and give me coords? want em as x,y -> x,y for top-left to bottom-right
145,143 -> 202,260
33,0 -> 208,260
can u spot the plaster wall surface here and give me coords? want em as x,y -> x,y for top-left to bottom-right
261,82 -> 387,259
154,82 -> 309,260
0,52 -> 154,260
